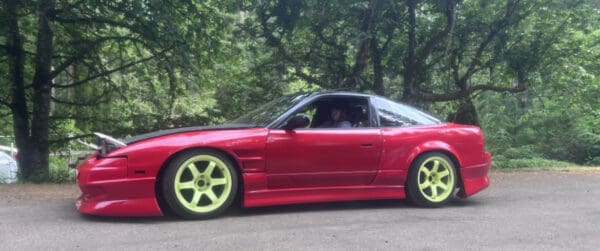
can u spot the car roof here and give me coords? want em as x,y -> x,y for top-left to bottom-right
303,90 -> 373,99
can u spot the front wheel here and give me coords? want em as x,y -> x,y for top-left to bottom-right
406,153 -> 457,207
161,150 -> 238,219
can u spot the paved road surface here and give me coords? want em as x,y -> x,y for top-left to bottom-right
1,170 -> 599,250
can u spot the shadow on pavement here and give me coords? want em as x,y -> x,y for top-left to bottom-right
226,199 -> 409,217
72,196 -> 485,223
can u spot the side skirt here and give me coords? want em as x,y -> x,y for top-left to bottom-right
243,185 -> 406,208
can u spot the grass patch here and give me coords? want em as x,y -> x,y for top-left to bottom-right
492,155 -> 578,169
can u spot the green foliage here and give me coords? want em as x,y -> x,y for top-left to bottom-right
492,145 -> 579,169
21,156 -> 75,184
492,155 -> 577,169
588,157 -> 600,166
501,145 -> 542,159
478,4 -> 600,167
481,91 -> 600,166
48,156 -> 75,184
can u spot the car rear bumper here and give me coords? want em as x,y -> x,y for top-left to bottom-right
458,152 -> 491,198
76,157 -> 162,217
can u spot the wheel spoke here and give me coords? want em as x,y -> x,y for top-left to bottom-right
204,161 -> 216,176
419,180 -> 431,190
205,190 -> 219,203
420,166 -> 431,176
190,191 -> 202,206
437,182 -> 449,191
187,163 -> 201,179
431,160 -> 440,173
438,169 -> 449,178
178,181 -> 195,190
211,178 -> 227,186
430,184 -> 439,198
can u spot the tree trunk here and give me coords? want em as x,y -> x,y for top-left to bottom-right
344,0 -> 378,90
401,0 -> 418,104
4,0 -> 33,180
28,0 -> 56,180
371,38 -> 385,96
402,0 -> 457,104
7,0 -> 56,181
446,97 -> 479,126
447,78 -> 479,126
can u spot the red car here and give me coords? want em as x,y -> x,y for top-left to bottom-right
76,91 -> 490,219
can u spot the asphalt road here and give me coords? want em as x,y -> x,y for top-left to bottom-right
1,170 -> 599,251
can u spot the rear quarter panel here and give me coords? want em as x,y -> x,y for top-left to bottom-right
380,123 -> 486,171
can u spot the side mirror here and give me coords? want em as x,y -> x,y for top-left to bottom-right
283,114 -> 310,130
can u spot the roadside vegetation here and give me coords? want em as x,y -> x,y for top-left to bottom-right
1,0 -> 598,182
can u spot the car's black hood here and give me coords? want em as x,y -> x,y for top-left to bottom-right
123,123 -> 258,145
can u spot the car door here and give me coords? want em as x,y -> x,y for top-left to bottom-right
265,96 -> 382,189
265,129 -> 382,188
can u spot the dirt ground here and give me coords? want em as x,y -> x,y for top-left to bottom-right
0,183 -> 80,204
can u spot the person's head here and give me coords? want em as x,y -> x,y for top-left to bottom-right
330,105 -> 346,122
330,108 -> 341,122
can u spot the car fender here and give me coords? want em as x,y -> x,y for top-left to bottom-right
107,128 -> 269,178
403,140 -> 463,170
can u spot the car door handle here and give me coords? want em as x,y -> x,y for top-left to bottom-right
360,143 -> 374,148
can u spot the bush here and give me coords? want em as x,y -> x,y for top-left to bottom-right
492,155 -> 577,169
479,90 -> 600,167
501,145 -> 542,159
48,156 -> 76,183
587,157 -> 600,166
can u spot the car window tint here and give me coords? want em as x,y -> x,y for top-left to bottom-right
285,96 -> 370,129
372,97 -> 441,127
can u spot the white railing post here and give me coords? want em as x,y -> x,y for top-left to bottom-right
10,142 -> 15,158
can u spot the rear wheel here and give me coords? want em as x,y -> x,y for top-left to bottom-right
161,150 -> 238,219
406,153 -> 456,207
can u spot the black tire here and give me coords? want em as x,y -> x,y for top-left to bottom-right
161,149 -> 238,219
406,152 -> 457,207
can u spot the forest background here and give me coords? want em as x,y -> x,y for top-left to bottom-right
1,0 -> 599,182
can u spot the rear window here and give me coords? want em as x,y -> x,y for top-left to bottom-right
371,97 -> 441,127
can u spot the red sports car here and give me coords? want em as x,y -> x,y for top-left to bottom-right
76,91 -> 491,219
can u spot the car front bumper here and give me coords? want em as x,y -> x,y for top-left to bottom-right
76,156 -> 162,217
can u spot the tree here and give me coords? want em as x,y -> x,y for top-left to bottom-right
405,0 -> 588,124
242,0 -> 592,125
243,0 -> 401,95
477,3 -> 600,165
1,0 -> 227,181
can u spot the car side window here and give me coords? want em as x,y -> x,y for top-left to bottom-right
284,97 -> 371,129
371,97 -> 441,127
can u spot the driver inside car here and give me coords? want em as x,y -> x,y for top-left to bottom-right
318,106 -> 352,128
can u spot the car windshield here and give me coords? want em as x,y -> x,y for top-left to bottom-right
231,93 -> 311,126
